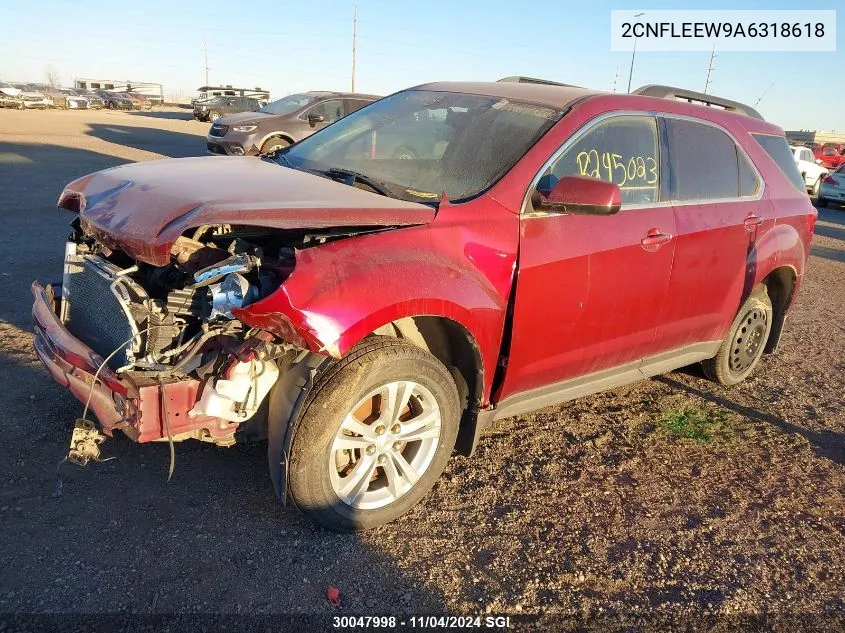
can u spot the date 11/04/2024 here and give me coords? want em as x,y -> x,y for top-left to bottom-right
332,615 -> 513,629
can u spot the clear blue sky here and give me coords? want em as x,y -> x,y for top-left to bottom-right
1,0 -> 841,131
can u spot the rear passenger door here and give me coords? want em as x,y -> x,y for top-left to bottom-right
657,117 -> 768,350
345,98 -> 372,114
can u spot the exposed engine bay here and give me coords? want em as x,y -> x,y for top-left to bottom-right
58,220 -> 386,438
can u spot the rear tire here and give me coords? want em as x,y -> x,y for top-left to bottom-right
702,285 -> 773,386
287,337 -> 460,532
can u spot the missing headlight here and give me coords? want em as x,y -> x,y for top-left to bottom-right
209,273 -> 259,319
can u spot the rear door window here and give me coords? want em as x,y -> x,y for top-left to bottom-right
752,134 -> 806,193
345,98 -> 372,114
665,119 -> 739,200
540,115 -> 660,206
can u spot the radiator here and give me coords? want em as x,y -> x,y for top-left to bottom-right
62,254 -> 146,370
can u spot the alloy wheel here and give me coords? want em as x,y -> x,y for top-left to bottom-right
329,380 -> 442,510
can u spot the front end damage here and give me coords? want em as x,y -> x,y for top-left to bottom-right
31,220 -> 375,448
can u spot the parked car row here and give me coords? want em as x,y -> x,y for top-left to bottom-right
790,144 -> 829,196
0,82 -> 152,110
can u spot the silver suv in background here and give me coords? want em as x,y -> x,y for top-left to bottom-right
206,91 -> 380,156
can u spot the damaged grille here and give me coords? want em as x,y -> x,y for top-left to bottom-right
62,255 -> 147,370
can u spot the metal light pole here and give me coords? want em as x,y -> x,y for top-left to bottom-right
627,12 -> 645,94
351,5 -> 357,93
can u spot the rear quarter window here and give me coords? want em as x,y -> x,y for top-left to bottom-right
665,119 -> 740,200
752,134 -> 806,193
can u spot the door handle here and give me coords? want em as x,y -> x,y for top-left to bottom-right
744,213 -> 764,231
640,228 -> 673,251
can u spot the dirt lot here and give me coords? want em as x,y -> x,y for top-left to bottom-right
0,108 -> 843,631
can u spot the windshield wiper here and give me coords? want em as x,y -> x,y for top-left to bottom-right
323,167 -> 392,198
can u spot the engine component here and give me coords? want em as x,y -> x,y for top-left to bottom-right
189,358 -> 279,422
209,273 -> 259,319
192,253 -> 257,287
62,251 -> 149,370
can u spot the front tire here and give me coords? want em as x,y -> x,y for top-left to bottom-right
287,337 -> 460,532
260,136 -> 290,155
209,111 -> 221,122
702,285 -> 773,386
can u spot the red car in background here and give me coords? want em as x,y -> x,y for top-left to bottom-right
122,92 -> 153,111
813,143 -> 845,169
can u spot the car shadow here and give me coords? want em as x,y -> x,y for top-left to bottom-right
85,123 -> 206,158
655,375 -> 845,467
128,110 -> 196,121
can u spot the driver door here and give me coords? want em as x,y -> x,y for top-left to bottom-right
302,99 -> 345,135
500,114 -> 676,399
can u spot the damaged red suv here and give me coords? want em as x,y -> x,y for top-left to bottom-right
33,80 -> 815,531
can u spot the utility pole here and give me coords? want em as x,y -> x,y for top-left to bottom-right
204,37 -> 210,86
351,5 -> 357,93
704,45 -> 717,94
626,12 -> 645,93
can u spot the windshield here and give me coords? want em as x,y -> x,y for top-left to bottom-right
280,89 -> 563,203
260,93 -> 316,116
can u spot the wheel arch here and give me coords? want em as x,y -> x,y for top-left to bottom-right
258,131 -> 295,149
368,315 -> 485,456
760,265 -> 797,354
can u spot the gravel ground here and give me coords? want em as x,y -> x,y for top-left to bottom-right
0,109 -> 843,631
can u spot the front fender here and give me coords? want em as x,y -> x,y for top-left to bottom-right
235,203 -> 518,400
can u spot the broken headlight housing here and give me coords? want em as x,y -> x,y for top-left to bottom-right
209,272 -> 259,319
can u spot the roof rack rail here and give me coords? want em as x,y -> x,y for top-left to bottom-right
497,76 -> 582,88
633,84 -> 763,120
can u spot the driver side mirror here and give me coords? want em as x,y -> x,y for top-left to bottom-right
533,175 -> 622,216
307,113 -> 325,127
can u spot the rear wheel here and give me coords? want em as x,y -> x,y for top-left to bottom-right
260,136 -> 290,155
702,285 -> 773,386
287,337 -> 460,532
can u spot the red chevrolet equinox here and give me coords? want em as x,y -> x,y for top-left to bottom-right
33,79 -> 815,531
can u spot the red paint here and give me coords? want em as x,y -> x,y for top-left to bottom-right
65,157 -> 436,266
43,86 -> 815,429
32,282 -> 237,442
813,143 -> 845,169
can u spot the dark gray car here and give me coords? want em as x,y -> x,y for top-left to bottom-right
194,95 -> 261,123
206,91 -> 380,156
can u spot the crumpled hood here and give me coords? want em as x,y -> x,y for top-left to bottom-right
63,156 -> 436,266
